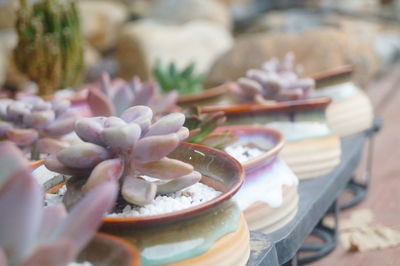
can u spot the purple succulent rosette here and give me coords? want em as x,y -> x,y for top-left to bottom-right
45,105 -> 202,206
0,141 -> 118,265
237,52 -> 315,103
87,72 -> 179,118
0,96 -> 78,159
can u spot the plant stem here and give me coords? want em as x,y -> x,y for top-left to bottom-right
30,140 -> 40,161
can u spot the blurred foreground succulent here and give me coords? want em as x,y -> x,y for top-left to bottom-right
236,52 -> 315,103
14,0 -> 84,96
87,72 -> 179,118
153,61 -> 204,96
184,107 -> 237,149
0,141 -> 117,266
45,106 -> 202,206
0,96 -> 78,160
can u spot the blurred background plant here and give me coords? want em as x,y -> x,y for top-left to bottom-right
153,60 -> 204,96
14,0 -> 83,96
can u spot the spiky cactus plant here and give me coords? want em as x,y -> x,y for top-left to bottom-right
14,0 -> 83,96
45,106 -> 202,206
153,61 -> 204,96
87,72 -> 179,118
0,96 -> 78,160
0,141 -> 118,266
237,52 -> 315,103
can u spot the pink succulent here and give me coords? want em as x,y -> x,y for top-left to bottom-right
0,141 -> 118,266
0,96 -> 79,160
87,72 -> 179,118
237,52 -> 315,102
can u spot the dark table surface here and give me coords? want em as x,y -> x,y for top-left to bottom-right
247,132 -> 367,265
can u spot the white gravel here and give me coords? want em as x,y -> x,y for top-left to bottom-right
108,182 -> 221,217
45,185 -> 66,206
225,145 -> 264,163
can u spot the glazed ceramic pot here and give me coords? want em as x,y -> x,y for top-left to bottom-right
201,98 -> 341,180
46,142 -> 249,266
213,125 -> 299,234
77,232 -> 140,266
311,65 -> 374,137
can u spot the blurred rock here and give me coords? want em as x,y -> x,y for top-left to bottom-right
207,11 -> 400,85
117,20 -> 233,80
78,1 -> 129,51
145,0 -> 232,29
0,30 -> 18,87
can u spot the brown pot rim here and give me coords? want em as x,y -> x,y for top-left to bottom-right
29,160 -> 44,170
311,65 -> 355,82
91,232 -> 141,266
102,142 -> 244,226
212,125 -> 284,170
177,83 -> 232,104
199,97 -> 331,115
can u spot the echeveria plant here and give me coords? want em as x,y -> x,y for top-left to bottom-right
0,141 -> 118,266
87,72 -> 179,118
45,105 -> 202,206
236,52 -> 315,102
0,96 -> 78,160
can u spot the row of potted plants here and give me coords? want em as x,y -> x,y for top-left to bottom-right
0,53 -> 374,265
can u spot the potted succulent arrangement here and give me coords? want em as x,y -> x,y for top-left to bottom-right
311,65 -> 374,137
200,53 -> 342,180
43,105 -> 250,266
0,141 -> 140,266
211,125 -> 299,234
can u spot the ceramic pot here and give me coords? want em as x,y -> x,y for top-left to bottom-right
201,98 -> 341,180
213,125 -> 299,234
47,142 -> 249,266
77,232 -> 140,266
311,65 -> 374,137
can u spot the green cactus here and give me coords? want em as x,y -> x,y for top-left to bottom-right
153,60 -> 204,96
14,0 -> 83,96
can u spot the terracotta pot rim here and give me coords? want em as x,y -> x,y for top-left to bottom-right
311,65 -> 355,82
212,125 -> 285,170
177,83 -> 231,104
91,232 -> 140,266
199,97 -> 331,114
29,160 -> 44,170
103,142 -> 244,225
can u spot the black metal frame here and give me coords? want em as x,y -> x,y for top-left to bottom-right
339,118 -> 382,210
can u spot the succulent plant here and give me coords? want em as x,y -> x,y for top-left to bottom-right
236,52 -> 315,103
0,141 -> 118,266
184,107 -> 237,149
87,72 -> 179,118
0,96 -> 78,160
45,105 -> 202,206
14,0 -> 84,96
153,61 -> 204,96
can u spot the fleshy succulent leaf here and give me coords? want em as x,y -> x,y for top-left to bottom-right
83,158 -> 124,191
23,110 -> 55,130
131,134 -> 179,163
6,128 -> 39,146
121,176 -> 157,206
75,117 -> 106,146
145,113 -> 185,137
50,181 -> 118,253
21,239 -> 75,266
101,123 -> 141,151
38,204 -> 68,241
57,143 -> 111,169
112,85 -> 134,116
133,158 -> 193,180
45,154 -> 92,176
87,88 -> 116,117
157,171 -> 202,194
37,138 -> 69,155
